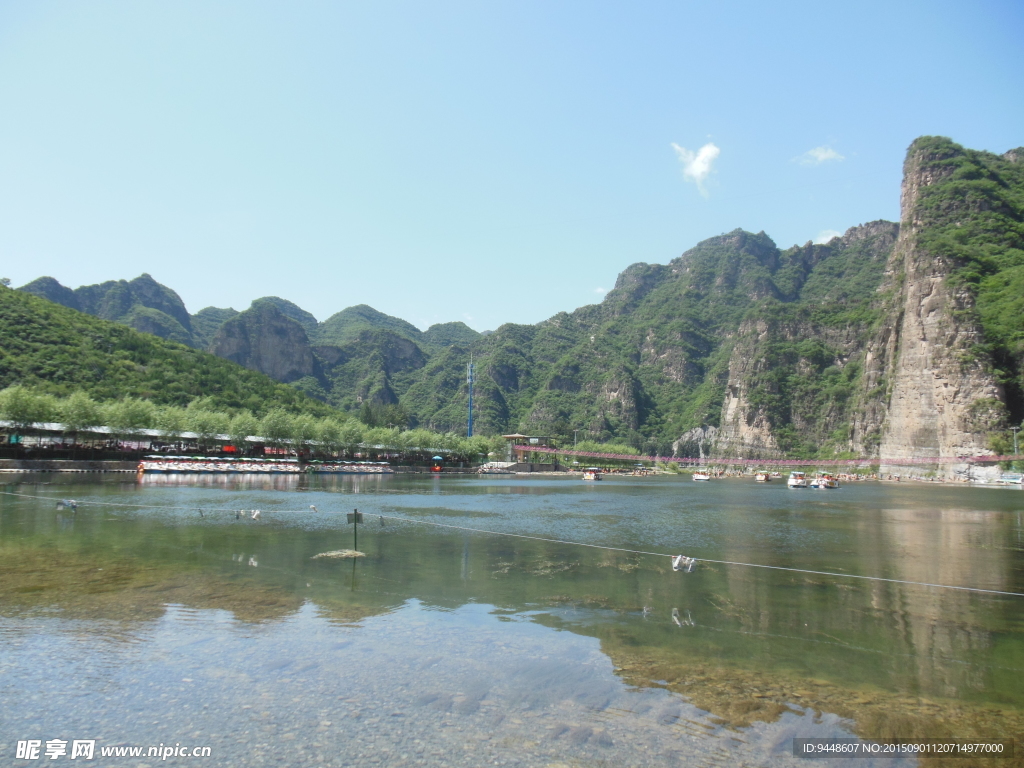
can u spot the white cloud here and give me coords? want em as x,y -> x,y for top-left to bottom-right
671,142 -> 720,197
797,146 -> 844,166
594,287 -> 607,294
463,313 -> 474,322
814,229 -> 842,244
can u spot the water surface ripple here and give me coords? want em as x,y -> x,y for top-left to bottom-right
1,474 -> 1022,766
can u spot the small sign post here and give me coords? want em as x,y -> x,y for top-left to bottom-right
347,509 -> 363,551
346,509 -> 363,591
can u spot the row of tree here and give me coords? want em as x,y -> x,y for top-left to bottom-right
0,386 -> 508,462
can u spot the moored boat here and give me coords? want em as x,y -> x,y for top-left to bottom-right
755,472 -> 771,482
583,468 -> 603,481
692,471 -> 711,481
139,456 -> 393,474
787,471 -> 808,488
815,473 -> 839,489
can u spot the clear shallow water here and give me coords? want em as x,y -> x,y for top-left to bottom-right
1,474 -> 1022,767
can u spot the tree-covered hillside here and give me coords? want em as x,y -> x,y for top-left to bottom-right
393,224 -> 900,455
19,273 -> 198,348
0,285 -> 335,417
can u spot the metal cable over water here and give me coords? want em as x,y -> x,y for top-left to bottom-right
2,489 -> 1023,598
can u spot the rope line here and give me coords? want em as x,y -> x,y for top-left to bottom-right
691,559 -> 1023,597
375,514 -> 1024,597
3,490 -> 1022,598
374,512 -> 670,557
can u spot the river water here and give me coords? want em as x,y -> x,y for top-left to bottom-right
1,474 -> 1022,767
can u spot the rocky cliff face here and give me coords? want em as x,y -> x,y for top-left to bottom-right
711,222 -> 899,460
192,306 -> 239,349
867,141 -> 1008,477
210,302 -> 324,385
672,426 -> 719,459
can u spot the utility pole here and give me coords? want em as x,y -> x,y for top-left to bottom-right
1012,425 -> 1021,455
574,429 -> 580,448
467,354 -> 474,438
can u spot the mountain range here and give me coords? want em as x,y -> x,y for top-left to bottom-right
13,136 -> 1024,474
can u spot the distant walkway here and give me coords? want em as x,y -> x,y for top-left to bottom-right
520,445 -> 1020,467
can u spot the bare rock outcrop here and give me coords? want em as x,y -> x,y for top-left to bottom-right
715,322 -> 785,460
211,301 -> 324,385
673,426 -> 719,459
710,221 -> 899,460
868,141 -> 1006,478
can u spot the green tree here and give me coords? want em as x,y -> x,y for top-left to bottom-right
0,385 -> 59,431
988,431 -> 1017,471
363,426 -> 398,454
447,435 -> 470,460
486,434 -> 509,461
316,418 -> 345,457
59,391 -> 103,444
339,419 -> 365,456
358,401 -> 377,426
293,414 -> 319,455
104,397 -> 157,442
187,407 -> 229,451
229,412 -> 259,451
261,409 -> 296,449
155,405 -> 188,442
559,439 -> 639,467
466,435 -> 493,462
358,402 -> 409,429
571,440 -> 639,456
395,428 -> 432,456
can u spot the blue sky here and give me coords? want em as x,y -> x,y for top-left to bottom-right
1,1 -> 1021,332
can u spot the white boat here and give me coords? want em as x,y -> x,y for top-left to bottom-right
583,468 -> 603,481
816,473 -> 839,489
692,471 -> 711,481
787,471 -> 808,488
755,472 -> 771,482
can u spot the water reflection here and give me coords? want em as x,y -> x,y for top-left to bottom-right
1,475 -> 1022,766
139,472 -> 391,494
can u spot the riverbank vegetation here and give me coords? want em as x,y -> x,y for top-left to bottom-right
0,385 -> 506,463
0,285 -> 333,416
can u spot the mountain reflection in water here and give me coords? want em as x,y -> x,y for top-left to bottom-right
0,474 -> 1021,767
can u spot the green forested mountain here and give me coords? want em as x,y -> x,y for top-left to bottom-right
420,321 -> 481,350
0,286 -> 335,417
398,223 -> 899,455
10,137 -> 1023,464
19,273 -> 197,348
315,304 -> 423,347
253,296 -> 319,338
